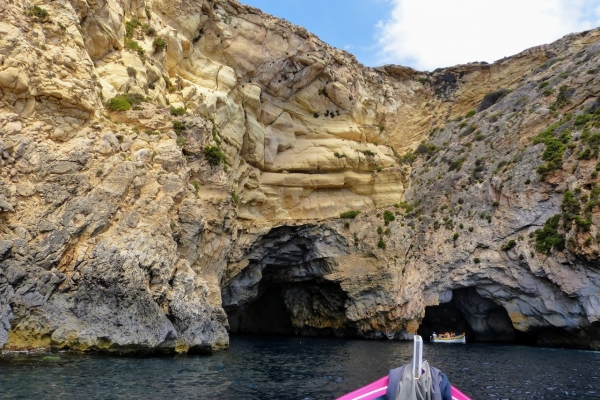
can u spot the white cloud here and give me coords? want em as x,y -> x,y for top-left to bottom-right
376,0 -> 600,71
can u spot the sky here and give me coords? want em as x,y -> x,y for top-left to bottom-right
240,0 -> 600,71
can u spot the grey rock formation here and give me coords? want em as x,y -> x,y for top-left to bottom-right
2,0 -> 600,353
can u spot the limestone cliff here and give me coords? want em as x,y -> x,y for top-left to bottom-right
2,0 -> 600,352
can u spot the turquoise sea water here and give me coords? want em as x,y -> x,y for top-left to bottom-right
1,335 -> 598,399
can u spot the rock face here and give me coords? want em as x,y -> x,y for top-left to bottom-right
3,0 -> 600,352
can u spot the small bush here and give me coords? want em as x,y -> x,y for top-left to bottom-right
401,151 -> 417,164
575,215 -> 592,232
383,210 -> 395,226
465,109 -> 476,118
232,191 -> 239,204
543,88 -> 554,97
377,238 -> 387,250
125,19 -> 141,39
170,107 -> 186,116
534,121 -> 569,177
27,5 -> 49,20
501,239 -> 517,251
535,215 -> 565,254
362,149 -> 376,157
453,233 -> 459,241
575,113 -> 593,127
124,38 -> 145,57
204,145 -> 226,166
415,142 -> 439,157
473,257 -> 480,264
191,181 -> 200,195
173,120 -> 186,132
127,66 -> 136,77
333,152 -> 345,159
340,210 -> 361,219
578,147 -> 594,160
377,226 -> 383,235
538,81 -> 550,89
153,37 -> 166,51
448,157 -> 466,172
107,96 -> 131,112
553,85 -> 573,109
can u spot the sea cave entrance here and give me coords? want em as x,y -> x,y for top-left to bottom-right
418,287 -> 534,344
222,226 -> 349,337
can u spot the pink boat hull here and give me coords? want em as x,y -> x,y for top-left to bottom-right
337,375 -> 471,400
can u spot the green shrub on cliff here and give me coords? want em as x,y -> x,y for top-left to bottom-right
125,38 -> 145,57
125,19 -> 142,38
204,145 -> 226,166
535,215 -> 565,254
170,107 -> 186,116
153,37 -> 167,51
553,85 -> 573,109
340,210 -> 360,219
383,210 -> 395,226
448,157 -> 466,172
362,149 -> 376,157
415,142 -> 439,158
173,120 -> 186,132
27,6 -> 49,20
501,240 -> 517,251
533,121 -> 571,177
107,96 -> 131,112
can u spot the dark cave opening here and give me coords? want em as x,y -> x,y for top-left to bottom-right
225,276 -> 348,337
223,225 -> 351,338
227,284 -> 295,336
417,300 -> 475,341
418,287 -> 533,344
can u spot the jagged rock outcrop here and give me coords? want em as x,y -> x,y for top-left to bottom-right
2,0 -> 600,352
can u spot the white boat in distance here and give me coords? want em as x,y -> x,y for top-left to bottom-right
430,333 -> 466,343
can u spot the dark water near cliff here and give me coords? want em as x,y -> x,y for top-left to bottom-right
0,335 -> 598,399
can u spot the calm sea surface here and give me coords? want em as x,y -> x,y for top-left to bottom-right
0,335 -> 598,399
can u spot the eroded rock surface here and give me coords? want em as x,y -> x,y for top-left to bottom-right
2,0 -> 600,352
